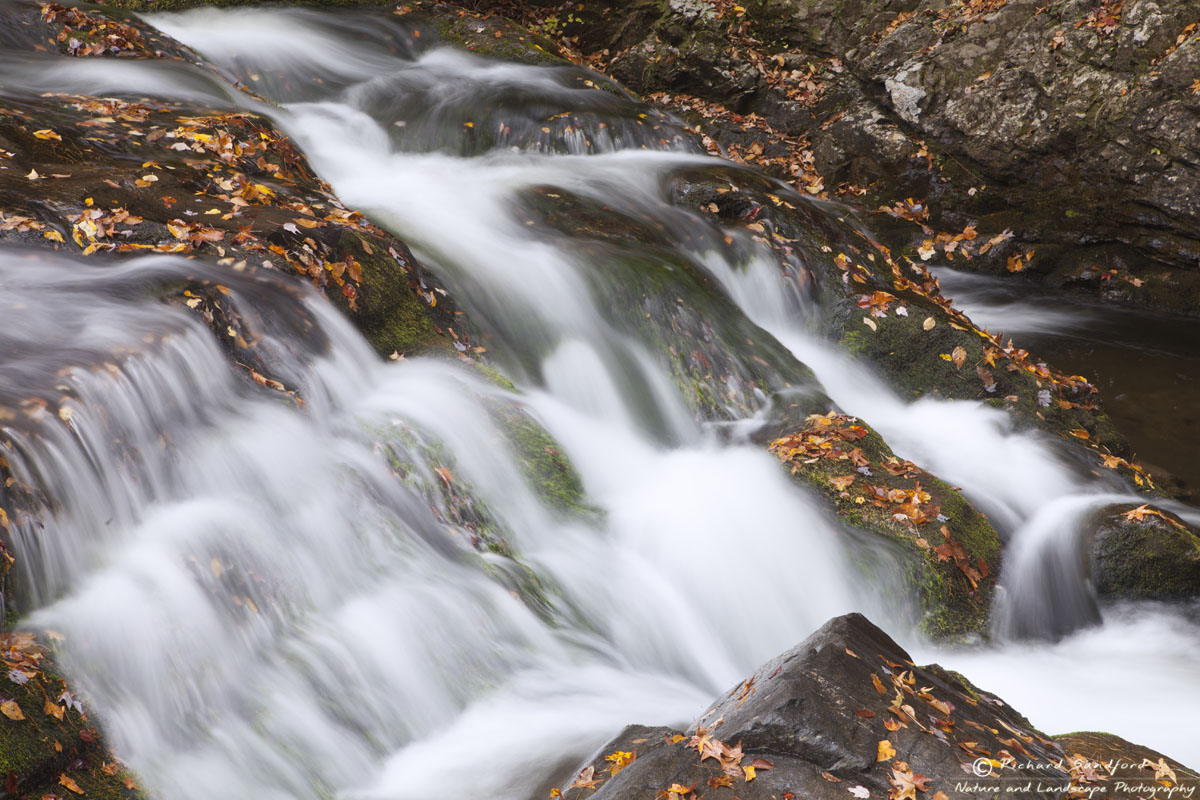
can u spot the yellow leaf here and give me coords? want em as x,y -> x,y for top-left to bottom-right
33,129 -> 62,141
1,700 -> 24,720
58,774 -> 83,795
1068,429 -> 1090,439
43,230 -> 65,243
44,699 -> 64,720
863,316 -> 877,331
877,739 -> 896,761
742,765 -> 756,781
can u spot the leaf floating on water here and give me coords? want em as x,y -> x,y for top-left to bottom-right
0,700 -> 24,720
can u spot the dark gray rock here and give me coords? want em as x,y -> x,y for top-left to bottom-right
557,613 -> 1198,800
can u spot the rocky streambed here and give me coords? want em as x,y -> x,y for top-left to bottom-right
0,0 -> 1195,797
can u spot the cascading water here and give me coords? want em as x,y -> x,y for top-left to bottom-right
0,5 -> 1196,797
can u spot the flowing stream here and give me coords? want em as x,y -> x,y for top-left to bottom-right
0,5 -> 1197,796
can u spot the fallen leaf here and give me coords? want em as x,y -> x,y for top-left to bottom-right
0,701 -> 24,721
831,475 -> 856,491
43,699 -> 64,720
922,317 -> 935,330
877,740 -> 896,762
951,346 -> 967,369
58,775 -> 83,795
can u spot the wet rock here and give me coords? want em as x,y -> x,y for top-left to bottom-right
0,633 -> 142,799
1090,503 -> 1200,601
526,0 -> 1200,317
0,1 -> 470,362
560,613 -> 1196,800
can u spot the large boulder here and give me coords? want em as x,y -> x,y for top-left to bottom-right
558,613 -> 1196,800
1089,503 -> 1200,601
530,0 -> 1200,318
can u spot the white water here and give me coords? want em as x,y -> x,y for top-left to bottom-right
0,6 -> 1193,796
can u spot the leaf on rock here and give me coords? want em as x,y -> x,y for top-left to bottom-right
877,740 -> 897,762
0,701 -> 24,720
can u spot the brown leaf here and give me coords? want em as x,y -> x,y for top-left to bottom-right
43,699 -> 64,720
0,701 -> 24,721
830,475 -> 856,491
951,346 -> 967,369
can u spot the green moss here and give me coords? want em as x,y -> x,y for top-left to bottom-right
486,403 -> 590,516
0,653 -> 143,799
1091,506 -> 1200,600
469,362 -> 517,392
777,421 -> 999,640
332,245 -> 446,358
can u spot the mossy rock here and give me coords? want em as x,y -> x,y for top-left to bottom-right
0,6 -> 467,362
764,412 -> 1000,639
483,399 -> 591,517
1089,504 -> 1200,602
518,184 -> 828,423
0,635 -> 142,799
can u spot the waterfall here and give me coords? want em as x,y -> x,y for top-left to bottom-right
0,5 -> 1194,796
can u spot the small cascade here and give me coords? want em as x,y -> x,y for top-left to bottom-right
0,5 -> 1191,794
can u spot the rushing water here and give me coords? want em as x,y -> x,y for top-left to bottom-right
0,5 -> 1197,795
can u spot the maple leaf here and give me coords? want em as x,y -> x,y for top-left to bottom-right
1122,504 -> 1153,522
888,762 -> 931,799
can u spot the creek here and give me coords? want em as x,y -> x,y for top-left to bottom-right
0,5 -> 1195,796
